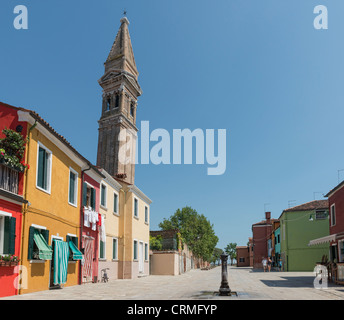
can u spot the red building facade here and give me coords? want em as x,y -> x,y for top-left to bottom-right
325,182 -> 344,263
80,171 -> 102,284
252,212 -> 277,269
0,103 -> 28,297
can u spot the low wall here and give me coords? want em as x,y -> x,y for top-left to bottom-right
150,251 -> 179,276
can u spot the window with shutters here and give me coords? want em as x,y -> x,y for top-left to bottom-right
133,197 -> 139,218
0,214 -> 16,255
83,182 -> 96,210
113,192 -> 119,215
27,226 -> 50,260
68,168 -> 78,206
112,238 -> 118,260
133,240 -> 138,260
144,243 -> 148,261
100,183 -> 107,208
36,142 -> 52,193
99,239 -> 106,259
144,206 -> 148,224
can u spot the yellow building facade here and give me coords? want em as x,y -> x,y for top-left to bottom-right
17,109 -> 102,294
98,169 -> 152,280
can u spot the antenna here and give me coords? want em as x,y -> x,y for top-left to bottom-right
288,200 -> 296,208
313,192 -> 323,200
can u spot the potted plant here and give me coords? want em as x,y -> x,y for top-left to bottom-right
0,128 -> 28,172
0,255 -> 20,266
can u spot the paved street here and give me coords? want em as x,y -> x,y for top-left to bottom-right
2,266 -> 344,300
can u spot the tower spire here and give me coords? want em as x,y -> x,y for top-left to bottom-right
105,15 -> 138,80
97,16 -> 142,185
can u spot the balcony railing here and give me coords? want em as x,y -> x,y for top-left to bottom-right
0,163 -> 19,194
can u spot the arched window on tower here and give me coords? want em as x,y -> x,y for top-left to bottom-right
115,94 -> 120,109
130,102 -> 135,117
106,97 -> 111,111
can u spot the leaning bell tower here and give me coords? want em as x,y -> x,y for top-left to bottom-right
97,16 -> 142,185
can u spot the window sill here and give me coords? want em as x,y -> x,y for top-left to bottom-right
68,201 -> 78,208
113,212 -> 120,217
133,216 -> 139,220
100,205 -> 108,211
30,260 -> 46,264
111,259 -> 118,262
35,185 -> 51,195
144,222 -> 149,226
99,258 -> 107,261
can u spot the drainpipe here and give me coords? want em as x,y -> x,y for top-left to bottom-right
79,166 -> 91,285
19,120 -> 37,295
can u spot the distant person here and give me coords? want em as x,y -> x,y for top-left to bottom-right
278,259 -> 282,271
262,257 -> 267,272
268,257 -> 272,272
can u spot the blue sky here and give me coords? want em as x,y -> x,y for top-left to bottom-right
0,0 -> 343,249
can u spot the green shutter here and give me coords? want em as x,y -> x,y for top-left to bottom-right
100,241 -> 104,259
69,172 -> 75,204
133,241 -> 137,260
37,147 -> 47,189
3,217 -> 10,254
113,239 -> 117,259
114,194 -> 118,213
28,226 -> 35,260
9,217 -> 16,255
82,182 -> 87,206
73,237 -> 78,247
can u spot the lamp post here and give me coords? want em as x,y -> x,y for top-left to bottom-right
219,252 -> 231,296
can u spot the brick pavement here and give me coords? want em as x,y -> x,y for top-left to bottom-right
2,266 -> 344,300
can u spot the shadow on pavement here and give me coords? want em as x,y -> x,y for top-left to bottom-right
260,276 -> 315,288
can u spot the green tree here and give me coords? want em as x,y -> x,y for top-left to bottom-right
224,242 -> 237,266
159,206 -> 218,262
211,247 -> 223,266
150,235 -> 163,251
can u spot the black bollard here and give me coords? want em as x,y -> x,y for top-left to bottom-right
219,253 -> 231,296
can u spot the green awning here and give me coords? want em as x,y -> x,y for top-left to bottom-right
69,240 -> 83,260
33,230 -> 53,260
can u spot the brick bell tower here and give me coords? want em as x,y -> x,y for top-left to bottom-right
97,16 -> 142,185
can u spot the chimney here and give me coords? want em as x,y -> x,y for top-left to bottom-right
265,212 -> 271,223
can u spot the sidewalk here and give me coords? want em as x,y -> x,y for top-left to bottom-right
2,266 -> 344,300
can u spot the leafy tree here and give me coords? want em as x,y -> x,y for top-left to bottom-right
150,235 -> 163,251
159,206 -> 218,262
211,247 -> 223,266
224,242 -> 237,266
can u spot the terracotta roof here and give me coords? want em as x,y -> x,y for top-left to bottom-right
0,101 -> 104,178
283,200 -> 328,213
252,218 -> 278,227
